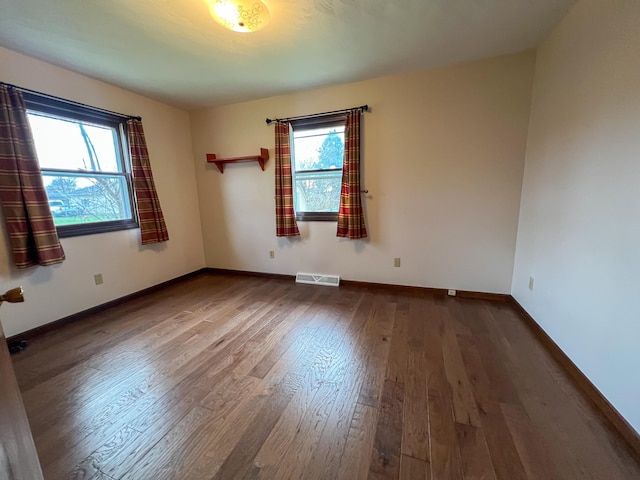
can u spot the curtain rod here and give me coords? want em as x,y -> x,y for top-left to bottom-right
265,104 -> 369,125
0,81 -> 142,121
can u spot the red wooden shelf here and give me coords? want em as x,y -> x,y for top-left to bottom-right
206,148 -> 269,173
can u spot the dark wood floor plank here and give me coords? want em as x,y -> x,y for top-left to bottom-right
424,298 -> 464,480
251,376 -> 320,477
337,402 -> 379,480
232,294 -> 321,377
213,372 -> 302,480
117,405 -> 214,480
400,454 -> 430,480
441,304 -> 481,427
34,370 -> 168,476
299,368 -> 364,480
134,382 -> 273,480
67,425 -> 140,480
427,380 -> 464,480
21,364 -> 107,433
369,378 -> 405,479
300,293 -> 377,480
455,422 -> 498,480
270,379 -> 341,479
455,333 -> 528,480
267,292 -> 374,479
500,402 -> 559,480
247,289 -> 334,379
401,294 -> 430,462
9,275 -> 640,480
357,294 -> 396,407
100,383 -> 212,478
251,343 -> 335,476
87,470 -> 117,480
199,373 -> 260,412
385,295 -> 409,384
249,296 -> 364,478
121,361 -> 296,478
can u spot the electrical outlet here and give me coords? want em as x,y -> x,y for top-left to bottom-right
448,289 -> 456,296
394,257 -> 401,267
94,273 -> 104,285
269,250 -> 275,259
529,276 -> 535,291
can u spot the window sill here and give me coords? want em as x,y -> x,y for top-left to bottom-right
56,219 -> 139,238
295,212 -> 337,222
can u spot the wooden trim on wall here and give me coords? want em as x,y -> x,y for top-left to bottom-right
7,269 -> 210,344
340,279 -> 444,294
206,268 -> 511,302
453,289 -> 512,302
204,268 -> 296,281
340,279 -> 511,302
510,296 -> 640,461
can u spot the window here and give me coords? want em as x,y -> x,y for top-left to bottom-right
24,93 -> 137,237
291,117 -> 345,221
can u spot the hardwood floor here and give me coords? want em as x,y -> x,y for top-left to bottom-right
10,273 -> 640,479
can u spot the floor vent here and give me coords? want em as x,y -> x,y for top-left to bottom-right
295,273 -> 340,287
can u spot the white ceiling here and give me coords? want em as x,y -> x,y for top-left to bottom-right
0,0 -> 577,110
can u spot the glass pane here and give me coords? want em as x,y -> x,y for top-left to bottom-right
293,125 -> 345,171
27,112 -> 121,172
42,173 -> 132,226
294,170 -> 342,213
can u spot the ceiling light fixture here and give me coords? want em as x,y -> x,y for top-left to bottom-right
209,0 -> 271,33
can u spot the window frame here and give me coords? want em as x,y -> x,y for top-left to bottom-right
23,93 -> 139,238
290,114 -> 346,222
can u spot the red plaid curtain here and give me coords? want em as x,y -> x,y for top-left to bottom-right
0,85 -> 65,268
274,121 -> 300,237
337,110 -> 367,239
127,119 -> 169,245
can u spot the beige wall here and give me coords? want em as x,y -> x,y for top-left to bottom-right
191,51 -> 535,293
512,0 -> 640,432
0,47 -> 205,337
